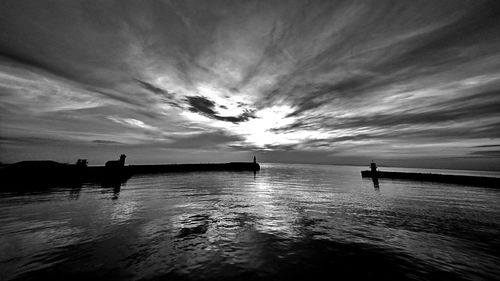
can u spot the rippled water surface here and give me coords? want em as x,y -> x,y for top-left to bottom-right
1,164 -> 499,280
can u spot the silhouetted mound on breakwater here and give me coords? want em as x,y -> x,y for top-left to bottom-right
361,162 -> 500,188
0,155 -> 260,188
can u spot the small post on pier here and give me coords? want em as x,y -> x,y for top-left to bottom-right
370,161 -> 379,179
370,161 -> 379,188
370,161 -> 377,174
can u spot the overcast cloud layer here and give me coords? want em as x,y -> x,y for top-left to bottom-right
1,0 -> 500,170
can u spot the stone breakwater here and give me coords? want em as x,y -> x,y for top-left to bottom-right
361,170 -> 500,188
0,162 -> 260,188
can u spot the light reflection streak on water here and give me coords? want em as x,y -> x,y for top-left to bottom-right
0,163 -> 499,280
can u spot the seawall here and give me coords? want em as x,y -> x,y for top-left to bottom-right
126,162 -> 260,174
361,170 -> 500,188
0,162 -> 260,187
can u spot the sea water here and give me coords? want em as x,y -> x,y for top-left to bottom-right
1,163 -> 499,280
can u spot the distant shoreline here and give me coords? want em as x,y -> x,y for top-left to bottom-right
258,161 -> 500,173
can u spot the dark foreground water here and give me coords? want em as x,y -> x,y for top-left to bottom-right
1,164 -> 499,281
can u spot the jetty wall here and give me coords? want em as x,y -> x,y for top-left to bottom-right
0,162 -> 260,187
361,170 -> 500,188
126,162 -> 260,174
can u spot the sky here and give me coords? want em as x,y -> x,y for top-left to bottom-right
1,0 -> 500,170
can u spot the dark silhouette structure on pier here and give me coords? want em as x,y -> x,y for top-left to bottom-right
105,154 -> 126,168
76,159 -> 88,167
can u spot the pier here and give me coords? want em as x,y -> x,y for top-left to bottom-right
126,162 -> 260,174
0,155 -> 260,188
361,162 -> 500,188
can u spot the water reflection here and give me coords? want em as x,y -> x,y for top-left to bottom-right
1,164 -> 499,281
109,200 -> 138,224
68,185 -> 82,200
173,214 -> 210,239
372,177 -> 380,190
0,178 -> 129,201
99,181 -> 123,200
251,175 -> 303,238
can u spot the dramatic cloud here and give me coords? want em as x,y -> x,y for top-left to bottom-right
186,95 -> 256,123
1,0 -> 500,170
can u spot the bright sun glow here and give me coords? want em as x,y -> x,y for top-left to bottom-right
182,100 -> 331,148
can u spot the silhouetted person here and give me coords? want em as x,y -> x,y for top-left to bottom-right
106,154 -> 126,168
253,156 -> 256,164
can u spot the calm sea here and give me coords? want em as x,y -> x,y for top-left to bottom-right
1,163 -> 499,280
